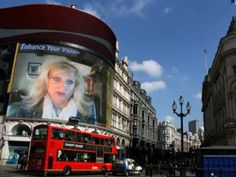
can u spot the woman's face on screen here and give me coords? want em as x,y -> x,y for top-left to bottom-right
47,68 -> 76,109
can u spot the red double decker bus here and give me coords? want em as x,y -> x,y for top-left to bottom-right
28,124 -> 117,176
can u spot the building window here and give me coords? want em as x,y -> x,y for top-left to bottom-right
142,110 -> 145,121
233,65 -> 236,73
133,104 -> 138,114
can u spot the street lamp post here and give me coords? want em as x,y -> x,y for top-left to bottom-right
172,96 -> 191,177
172,96 -> 191,154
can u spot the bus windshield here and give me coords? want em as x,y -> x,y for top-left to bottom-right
32,126 -> 48,140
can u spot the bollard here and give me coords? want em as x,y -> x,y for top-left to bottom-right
145,165 -> 149,177
173,165 -> 176,177
145,164 -> 153,177
150,164 -> 153,177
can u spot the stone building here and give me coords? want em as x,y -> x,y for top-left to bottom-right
158,120 -> 175,150
111,56 -> 131,158
158,120 -> 201,152
111,54 -> 158,163
130,78 -> 158,164
202,16 -> 236,146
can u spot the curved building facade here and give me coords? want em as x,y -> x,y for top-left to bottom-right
0,4 -> 117,165
202,16 -> 236,146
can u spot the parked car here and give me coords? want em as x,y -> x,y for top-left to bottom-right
112,158 -> 142,176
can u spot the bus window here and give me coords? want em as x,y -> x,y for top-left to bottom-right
83,152 -> 96,162
104,139 -> 110,146
110,138 -> 115,146
57,150 -> 68,161
96,146 -> 104,158
57,150 -> 62,161
35,147 -> 45,153
33,127 -> 47,139
64,131 -> 74,141
75,133 -> 81,142
67,151 -> 76,161
83,134 -> 91,143
87,152 -> 96,162
52,128 -> 64,140
93,137 -> 100,145
75,152 -> 83,162
30,146 -> 45,153
100,138 -> 104,145
95,137 -> 100,144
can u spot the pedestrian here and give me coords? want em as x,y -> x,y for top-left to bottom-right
16,151 -> 23,169
14,151 -> 20,169
20,152 -> 28,170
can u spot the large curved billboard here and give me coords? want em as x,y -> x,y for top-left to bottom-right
0,4 -> 117,127
6,43 -> 113,127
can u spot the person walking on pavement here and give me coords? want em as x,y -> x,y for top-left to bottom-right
20,152 -> 28,170
16,151 -> 23,169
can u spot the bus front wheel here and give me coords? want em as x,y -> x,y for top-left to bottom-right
63,166 -> 71,176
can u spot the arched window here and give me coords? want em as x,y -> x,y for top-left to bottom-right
117,137 -> 120,146
121,139 -> 125,147
11,124 -> 31,136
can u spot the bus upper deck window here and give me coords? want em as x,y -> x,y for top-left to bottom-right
105,139 -> 111,146
93,137 -> 100,145
33,127 -> 47,139
65,131 -> 74,141
101,138 -> 104,145
52,129 -> 64,140
75,133 -> 81,142
84,134 -> 91,143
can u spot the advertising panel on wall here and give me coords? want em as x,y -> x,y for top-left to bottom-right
6,43 -> 113,127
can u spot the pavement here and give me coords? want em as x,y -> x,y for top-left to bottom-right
0,165 -> 168,177
0,165 -> 196,177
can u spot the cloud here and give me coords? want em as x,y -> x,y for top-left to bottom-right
195,92 -> 202,100
141,80 -> 166,93
164,8 -> 172,15
82,4 -> 101,18
45,0 -> 62,5
82,0 -> 154,18
164,115 -> 174,122
129,60 -> 163,77
128,0 -> 154,16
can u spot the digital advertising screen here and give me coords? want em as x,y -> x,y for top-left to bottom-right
6,43 -> 113,127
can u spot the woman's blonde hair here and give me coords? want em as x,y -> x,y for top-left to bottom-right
22,56 -> 91,116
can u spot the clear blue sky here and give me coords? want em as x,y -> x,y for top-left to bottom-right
1,0 -> 235,131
